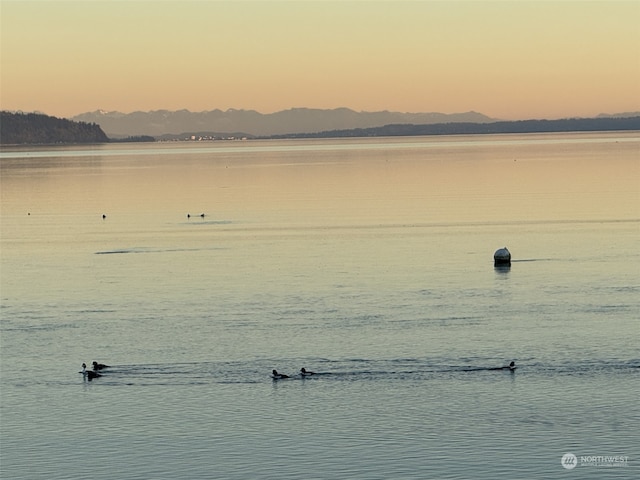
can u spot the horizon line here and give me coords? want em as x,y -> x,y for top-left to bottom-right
5,107 -> 640,123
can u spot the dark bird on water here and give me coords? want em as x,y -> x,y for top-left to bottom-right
80,363 -> 102,380
92,361 -> 110,371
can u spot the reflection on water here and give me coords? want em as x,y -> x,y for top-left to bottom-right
1,132 -> 638,480
1,132 -> 638,225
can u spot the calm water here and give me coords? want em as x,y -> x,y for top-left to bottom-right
1,133 -> 638,479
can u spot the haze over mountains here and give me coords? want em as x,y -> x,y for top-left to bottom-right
2,109 -> 637,144
71,108 -> 496,138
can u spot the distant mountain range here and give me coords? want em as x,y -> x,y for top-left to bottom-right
3,109 -> 638,145
71,108 -> 496,138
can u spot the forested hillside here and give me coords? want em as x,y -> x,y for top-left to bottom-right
273,116 -> 640,138
1,111 -> 109,144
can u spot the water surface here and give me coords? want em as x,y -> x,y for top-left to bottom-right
1,133 -> 638,479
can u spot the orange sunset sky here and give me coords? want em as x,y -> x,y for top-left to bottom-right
1,0 -> 639,120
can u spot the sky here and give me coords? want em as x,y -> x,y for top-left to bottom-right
1,0 -> 639,120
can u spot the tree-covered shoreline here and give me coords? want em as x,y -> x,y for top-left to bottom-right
0,111 -> 109,145
268,116 -> 640,139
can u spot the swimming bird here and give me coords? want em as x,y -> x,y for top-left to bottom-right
508,361 -> 516,371
80,363 -> 102,380
92,361 -> 110,371
300,368 -> 315,376
272,369 -> 289,379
